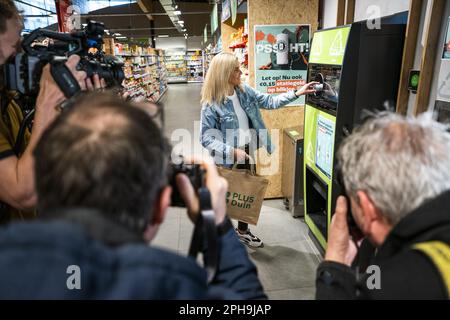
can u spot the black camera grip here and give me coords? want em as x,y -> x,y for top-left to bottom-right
188,187 -> 218,284
50,60 -> 81,99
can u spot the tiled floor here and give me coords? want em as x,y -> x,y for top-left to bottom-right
154,83 -> 321,300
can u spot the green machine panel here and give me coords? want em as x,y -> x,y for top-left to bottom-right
303,106 -> 336,248
303,18 -> 406,250
309,26 -> 350,65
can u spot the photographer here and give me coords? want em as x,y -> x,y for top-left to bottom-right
316,112 -> 450,299
0,93 -> 266,299
0,0 -> 97,223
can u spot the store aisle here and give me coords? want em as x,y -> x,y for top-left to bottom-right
160,83 -> 203,136
154,83 -> 322,300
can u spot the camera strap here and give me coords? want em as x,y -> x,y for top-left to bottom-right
49,60 -> 81,99
188,187 -> 218,284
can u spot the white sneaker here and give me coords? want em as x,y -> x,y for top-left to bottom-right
236,228 -> 263,248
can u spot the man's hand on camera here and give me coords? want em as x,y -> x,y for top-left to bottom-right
85,73 -> 106,92
325,196 -> 358,266
36,55 -> 88,110
33,55 -> 87,131
176,156 -> 228,226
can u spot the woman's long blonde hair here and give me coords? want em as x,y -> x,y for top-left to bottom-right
201,52 -> 243,105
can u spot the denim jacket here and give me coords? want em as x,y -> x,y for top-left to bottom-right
200,84 -> 297,164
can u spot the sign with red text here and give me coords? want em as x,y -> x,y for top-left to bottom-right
254,24 -> 310,106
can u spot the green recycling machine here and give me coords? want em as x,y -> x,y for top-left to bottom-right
303,17 -> 406,249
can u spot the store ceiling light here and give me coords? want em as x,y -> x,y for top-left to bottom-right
174,10 -> 181,15
116,36 -> 127,39
158,35 -> 169,38
113,33 -> 122,36
178,20 -> 184,24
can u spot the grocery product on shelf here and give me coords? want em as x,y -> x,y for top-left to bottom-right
158,49 -> 168,100
185,50 -> 204,83
204,42 -> 222,76
165,50 -> 187,83
229,25 -> 249,84
115,45 -> 167,103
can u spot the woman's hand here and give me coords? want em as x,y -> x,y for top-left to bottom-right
233,148 -> 248,163
295,81 -> 319,96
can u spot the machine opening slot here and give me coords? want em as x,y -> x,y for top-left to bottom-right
305,167 -> 328,240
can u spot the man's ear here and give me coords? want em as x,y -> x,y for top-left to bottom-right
152,186 -> 172,225
356,191 -> 382,229
143,186 -> 172,242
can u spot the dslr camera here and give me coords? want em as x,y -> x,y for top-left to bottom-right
335,163 -> 364,240
3,21 -> 124,109
169,161 -> 205,207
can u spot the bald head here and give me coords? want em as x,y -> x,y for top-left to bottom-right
34,93 -> 170,233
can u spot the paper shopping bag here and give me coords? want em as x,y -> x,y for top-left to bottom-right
217,164 -> 269,225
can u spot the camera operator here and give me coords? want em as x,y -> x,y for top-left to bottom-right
0,92 -> 266,299
316,112 -> 450,299
0,0 -> 99,223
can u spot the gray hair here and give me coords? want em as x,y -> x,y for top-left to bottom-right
337,111 -> 450,225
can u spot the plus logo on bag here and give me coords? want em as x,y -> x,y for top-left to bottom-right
218,166 -> 269,225
226,192 -> 255,209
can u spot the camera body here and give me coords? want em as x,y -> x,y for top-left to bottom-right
3,21 -> 124,107
335,163 -> 364,240
169,162 -> 205,207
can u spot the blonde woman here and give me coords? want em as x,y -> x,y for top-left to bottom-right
200,52 -> 316,248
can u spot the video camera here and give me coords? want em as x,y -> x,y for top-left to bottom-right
3,21 -> 124,109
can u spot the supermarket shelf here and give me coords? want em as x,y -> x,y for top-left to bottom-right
119,48 -> 167,103
157,88 -> 168,102
116,54 -> 158,57
168,78 -> 188,83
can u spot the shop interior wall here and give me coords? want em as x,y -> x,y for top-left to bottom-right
155,37 -> 187,50
322,0 -> 409,26
320,0 -> 450,114
353,0 -> 410,22
221,14 -> 248,53
322,0 -> 339,28
187,36 -> 203,50
247,0 -> 319,198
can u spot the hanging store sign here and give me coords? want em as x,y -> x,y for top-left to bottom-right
254,24 -> 310,106
222,0 -> 231,22
211,4 -> 219,35
231,0 -> 238,25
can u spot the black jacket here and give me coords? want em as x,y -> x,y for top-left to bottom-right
0,210 -> 266,299
316,189 -> 450,299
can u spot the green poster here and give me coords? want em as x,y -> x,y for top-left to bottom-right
443,17 -> 450,59
254,24 -> 310,106
211,4 -> 218,35
309,27 -> 350,65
